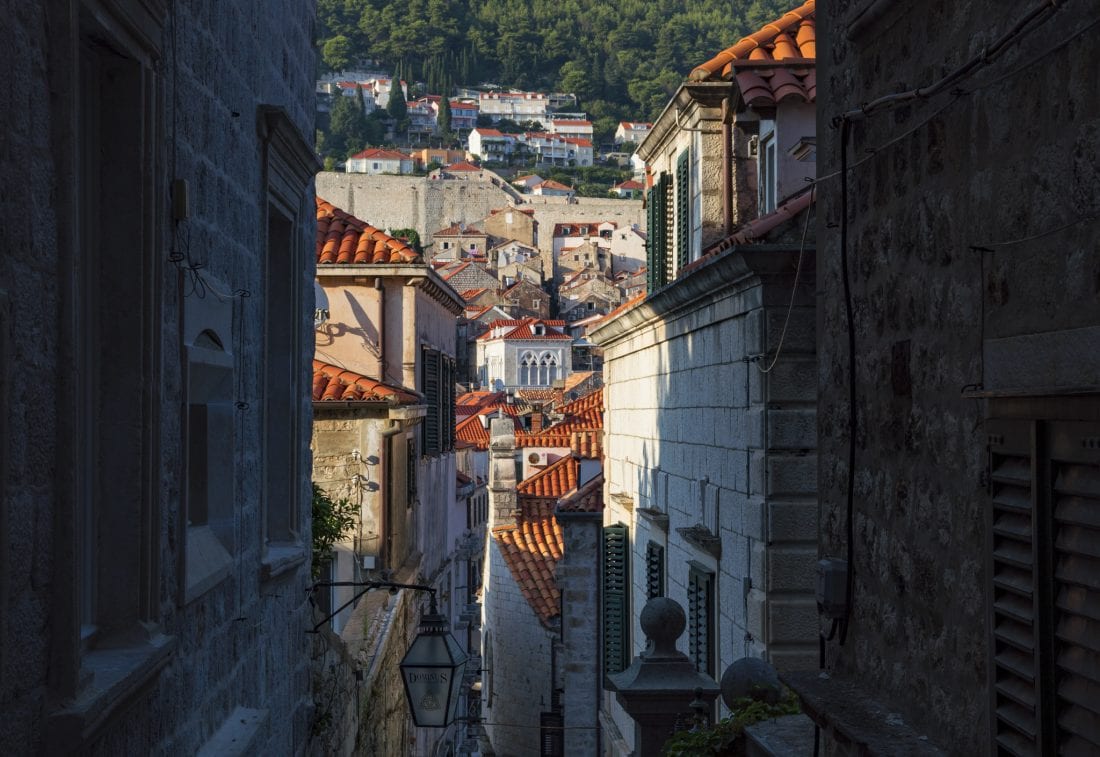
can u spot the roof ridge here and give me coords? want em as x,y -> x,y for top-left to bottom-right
689,0 -> 816,82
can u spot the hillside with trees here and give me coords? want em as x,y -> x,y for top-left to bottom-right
318,0 -> 790,131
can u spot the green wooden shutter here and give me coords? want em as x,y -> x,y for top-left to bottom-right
645,187 -> 657,293
602,523 -> 630,675
646,541 -> 665,600
688,566 -> 714,675
422,347 -> 440,454
676,148 -> 690,273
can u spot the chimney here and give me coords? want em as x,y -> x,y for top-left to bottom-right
488,417 -> 518,528
530,406 -> 544,434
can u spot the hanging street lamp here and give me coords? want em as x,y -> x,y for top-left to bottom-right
400,598 -> 469,727
309,579 -> 468,728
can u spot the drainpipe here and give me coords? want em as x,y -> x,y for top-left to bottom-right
722,95 -> 733,236
402,282 -> 418,389
375,278 -> 386,382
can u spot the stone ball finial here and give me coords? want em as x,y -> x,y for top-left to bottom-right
640,597 -> 686,656
720,657 -> 782,709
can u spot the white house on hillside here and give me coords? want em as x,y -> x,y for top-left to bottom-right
346,148 -> 414,174
614,121 -> 653,145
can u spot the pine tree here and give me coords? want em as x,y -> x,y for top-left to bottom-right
438,96 -> 452,135
387,78 -> 408,121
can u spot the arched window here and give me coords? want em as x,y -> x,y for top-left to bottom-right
538,351 -> 559,386
519,351 -> 538,386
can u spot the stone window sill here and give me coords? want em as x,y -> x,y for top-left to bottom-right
47,631 -> 176,751
781,670 -> 946,756
261,543 -> 308,582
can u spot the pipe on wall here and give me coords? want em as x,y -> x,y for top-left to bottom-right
722,96 -> 733,236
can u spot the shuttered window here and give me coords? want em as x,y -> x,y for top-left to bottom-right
646,541 -> 665,600
676,148 -> 690,274
688,566 -> 714,675
987,418 -> 1100,755
421,347 -> 440,454
602,523 -> 630,676
645,174 -> 672,294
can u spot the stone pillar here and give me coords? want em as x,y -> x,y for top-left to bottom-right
606,598 -> 721,757
556,508 -> 602,756
487,417 -> 517,528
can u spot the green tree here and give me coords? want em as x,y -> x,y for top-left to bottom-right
310,484 -> 357,578
438,96 -> 452,135
387,81 -> 408,121
321,34 -> 352,72
329,88 -> 367,156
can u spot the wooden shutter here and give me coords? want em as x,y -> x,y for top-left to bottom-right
988,418 -> 1100,755
645,187 -> 657,293
646,541 -> 665,600
602,523 -> 630,675
987,419 -> 1043,756
1048,422 -> 1100,754
422,347 -> 440,454
688,566 -> 714,675
676,148 -> 690,273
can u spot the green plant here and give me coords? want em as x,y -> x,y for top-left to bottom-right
661,693 -> 801,757
311,483 -> 358,577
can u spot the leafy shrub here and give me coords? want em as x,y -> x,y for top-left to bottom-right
311,483 -> 358,578
661,693 -> 801,757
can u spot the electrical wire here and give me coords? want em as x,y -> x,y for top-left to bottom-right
757,184 -> 815,374
837,118 -> 855,648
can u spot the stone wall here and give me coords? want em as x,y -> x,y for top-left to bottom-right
557,511 -> 603,756
0,1 -> 318,753
593,246 -> 818,740
316,172 -> 644,258
815,0 -> 1100,752
481,539 -> 556,757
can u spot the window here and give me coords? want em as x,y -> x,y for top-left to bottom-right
986,417 -> 1100,755
760,132 -> 777,214
676,148 -> 690,273
602,523 -> 630,675
520,350 -> 538,386
645,173 -> 672,293
183,319 -> 235,602
688,566 -> 715,675
420,347 -> 455,455
538,352 -> 559,386
646,542 -> 665,600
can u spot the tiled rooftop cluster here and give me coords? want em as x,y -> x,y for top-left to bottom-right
312,360 -> 419,404
517,455 -> 579,498
689,0 -> 816,107
478,317 -> 571,341
493,508 -> 564,623
316,198 -> 421,265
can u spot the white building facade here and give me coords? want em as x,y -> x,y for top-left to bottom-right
476,319 -> 573,391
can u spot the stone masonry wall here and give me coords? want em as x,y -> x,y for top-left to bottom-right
316,172 -> 644,258
816,1 -> 1100,752
481,538 -> 556,757
595,248 -> 818,736
0,1 -> 318,754
558,512 -> 602,756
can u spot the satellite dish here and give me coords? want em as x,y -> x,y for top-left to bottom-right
314,281 -> 330,328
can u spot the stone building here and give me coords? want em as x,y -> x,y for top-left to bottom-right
0,1 -> 318,753
787,1 -> 1100,754
591,2 -> 819,752
500,279 -> 552,320
311,198 -> 468,755
476,318 -> 574,391
481,205 -> 540,249
480,411 -> 605,757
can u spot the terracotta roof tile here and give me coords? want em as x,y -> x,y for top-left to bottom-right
693,186 -> 816,265
434,223 -> 485,237
517,455 -> 578,498
312,360 -> 419,404
455,414 -> 491,449
349,148 -> 410,161
517,430 -> 603,459
316,197 -> 421,265
494,517 -> 563,624
556,473 -> 604,513
476,317 -> 570,341
689,0 -> 816,83
444,161 -> 482,171
558,387 -> 604,417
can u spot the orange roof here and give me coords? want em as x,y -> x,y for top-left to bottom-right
517,430 -> 602,459
614,179 -> 645,191
477,317 -> 570,341
316,197 -> 420,265
691,186 -> 816,268
537,179 -> 573,192
690,1 -> 815,83
600,292 -> 646,324
434,223 -> 485,237
460,288 -> 491,301
518,455 -> 578,498
558,387 -> 604,417
444,161 -> 481,171
349,148 -> 410,161
312,360 -> 419,404
455,414 -> 490,449
494,514 -> 563,624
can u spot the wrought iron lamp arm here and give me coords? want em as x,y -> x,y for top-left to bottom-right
308,579 -> 438,633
